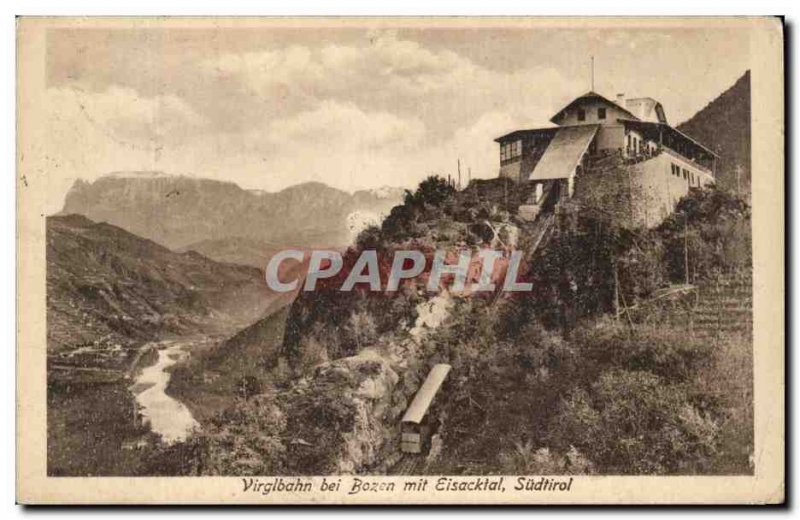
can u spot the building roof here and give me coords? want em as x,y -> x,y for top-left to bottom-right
528,124 -> 599,181
550,91 -> 640,124
401,364 -> 451,425
493,127 -> 558,143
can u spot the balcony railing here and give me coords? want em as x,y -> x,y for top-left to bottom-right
585,146 -> 714,176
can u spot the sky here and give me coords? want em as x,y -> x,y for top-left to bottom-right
41,24 -> 751,211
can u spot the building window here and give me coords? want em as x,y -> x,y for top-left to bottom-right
683,168 -> 688,180
577,108 -> 586,121
501,140 -> 522,162
690,172 -> 695,185
598,107 -> 606,120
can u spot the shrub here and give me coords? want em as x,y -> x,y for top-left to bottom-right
343,310 -> 378,353
616,235 -> 667,302
658,186 -> 751,282
574,320 -> 715,383
547,369 -> 719,474
355,225 -> 383,250
234,375 -> 262,400
692,332 -> 754,473
141,396 -> 287,476
404,176 -> 457,208
294,333 -> 330,373
382,176 -> 455,241
499,442 -> 595,475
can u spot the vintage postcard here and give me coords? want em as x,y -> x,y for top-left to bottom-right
16,16 -> 784,504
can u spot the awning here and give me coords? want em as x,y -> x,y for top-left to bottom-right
401,364 -> 451,425
528,124 -> 599,181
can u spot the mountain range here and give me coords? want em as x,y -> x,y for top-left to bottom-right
61,175 -> 404,267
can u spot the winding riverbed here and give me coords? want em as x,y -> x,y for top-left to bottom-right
131,341 -> 199,444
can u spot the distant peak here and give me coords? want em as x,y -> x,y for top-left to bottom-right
91,172 -> 240,189
277,181 -> 343,194
283,181 -> 333,189
354,186 -> 407,199
104,170 -> 174,178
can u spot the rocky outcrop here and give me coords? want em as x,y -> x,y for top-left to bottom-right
279,349 -> 403,474
277,292 -> 456,474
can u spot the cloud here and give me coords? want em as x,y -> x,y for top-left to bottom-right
40,31 -> 588,212
201,31 -> 478,101
199,31 -> 581,138
46,86 -> 207,150
33,86 -> 207,212
267,100 -> 425,150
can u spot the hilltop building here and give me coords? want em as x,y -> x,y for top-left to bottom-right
495,91 -> 717,227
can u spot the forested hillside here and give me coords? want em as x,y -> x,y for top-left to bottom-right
678,71 -> 751,197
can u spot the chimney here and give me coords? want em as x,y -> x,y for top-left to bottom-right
616,93 -> 625,105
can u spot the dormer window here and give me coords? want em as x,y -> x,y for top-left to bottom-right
598,107 -> 606,120
577,108 -> 586,121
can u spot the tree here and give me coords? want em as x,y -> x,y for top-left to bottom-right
404,176 -> 456,208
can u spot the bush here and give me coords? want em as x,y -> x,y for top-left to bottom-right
616,234 -> 667,302
381,176 -> 456,241
692,332 -> 754,473
658,186 -> 751,282
498,441 -> 594,475
404,176 -> 457,207
343,310 -> 378,353
574,320 -> 715,383
294,332 -> 330,373
141,396 -> 287,476
355,225 -> 383,250
548,369 -> 719,474
234,375 -> 262,400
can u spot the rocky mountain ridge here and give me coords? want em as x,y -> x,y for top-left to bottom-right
61,174 -> 405,265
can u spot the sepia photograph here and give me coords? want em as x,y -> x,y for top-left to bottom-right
15,16 -> 784,504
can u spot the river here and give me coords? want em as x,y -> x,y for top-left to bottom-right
131,341 -> 199,444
